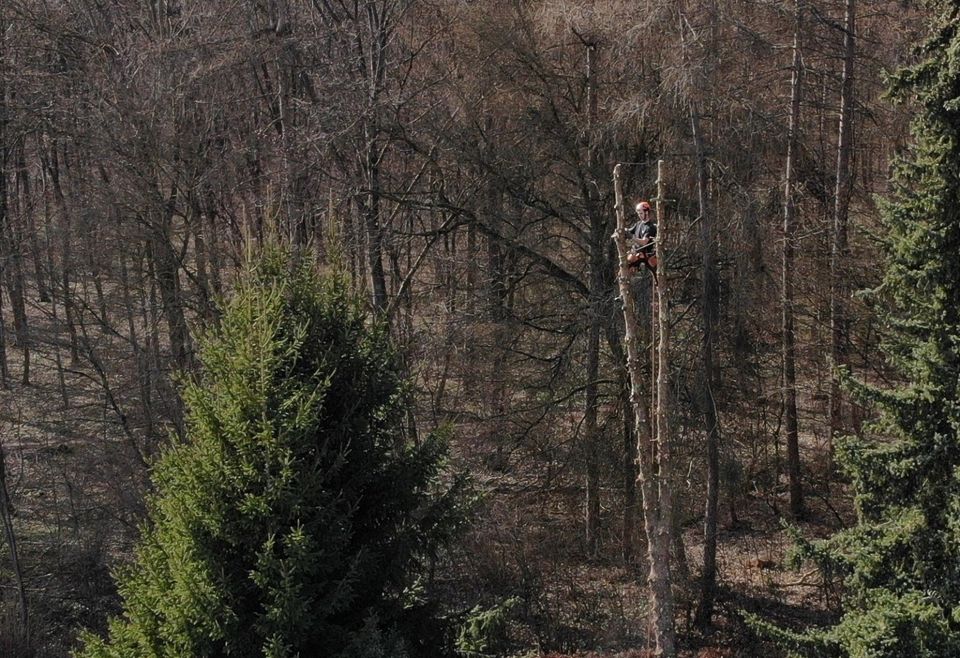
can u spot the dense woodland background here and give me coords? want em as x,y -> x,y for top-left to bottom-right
0,0 -> 937,655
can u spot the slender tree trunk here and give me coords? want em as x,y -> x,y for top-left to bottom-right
204,192 -> 223,297
16,148 -> 48,302
583,42 -> 602,557
829,0 -> 856,456
613,163 -> 676,657
783,0 -> 805,519
0,80 -> 9,384
584,304 -> 601,556
0,73 -> 27,384
606,321 -> 637,564
120,250 -> 153,439
364,125 -> 388,315
651,162 -> 676,657
149,184 -> 192,371
44,144 -> 80,366
0,437 -> 28,638
39,161 -> 66,406
690,107 -> 721,628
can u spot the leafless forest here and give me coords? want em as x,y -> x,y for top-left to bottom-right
0,0 -> 928,655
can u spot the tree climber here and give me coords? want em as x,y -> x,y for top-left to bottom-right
626,200 -> 658,273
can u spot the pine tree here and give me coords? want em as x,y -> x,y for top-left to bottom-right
78,250 -> 471,658
753,3 -> 960,656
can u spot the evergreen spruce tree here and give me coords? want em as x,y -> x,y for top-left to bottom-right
755,3 -> 960,656
78,250 -> 471,658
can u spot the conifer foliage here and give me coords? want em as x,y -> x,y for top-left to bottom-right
78,251 -> 470,658
762,3 -> 960,656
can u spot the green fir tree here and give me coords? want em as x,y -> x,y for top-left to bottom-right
78,250 -> 471,658
755,3 -> 960,656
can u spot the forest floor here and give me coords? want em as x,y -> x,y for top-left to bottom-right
445,423 -> 853,658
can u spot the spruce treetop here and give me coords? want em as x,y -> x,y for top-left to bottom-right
78,249 -> 471,658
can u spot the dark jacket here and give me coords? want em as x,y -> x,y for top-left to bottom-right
627,219 -> 657,254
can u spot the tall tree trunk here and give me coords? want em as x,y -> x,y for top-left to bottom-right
149,184 -> 192,371
44,143 -> 80,366
0,78 -> 8,384
651,161 -> 676,657
783,0 -> 805,519
613,163 -> 676,657
829,0 -> 856,456
0,70 -> 27,384
364,125 -> 388,315
606,321 -> 638,564
39,161 -> 67,406
201,190 -> 223,297
120,250 -> 153,439
16,148 -> 48,303
690,107 -> 721,628
583,42 -> 602,557
0,437 -> 28,638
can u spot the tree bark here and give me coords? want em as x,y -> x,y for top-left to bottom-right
0,63 -> 27,384
16,148 -> 48,303
829,0 -> 856,456
651,161 -> 676,657
690,107 -> 721,628
149,184 -> 192,372
583,42 -> 602,557
606,321 -> 638,564
783,0 -> 805,519
0,436 -> 28,637
43,143 -> 80,366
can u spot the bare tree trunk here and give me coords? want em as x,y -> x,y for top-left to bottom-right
613,162 -> 676,657
690,107 -> 721,628
16,148 -> 48,303
0,83 -> 9,384
364,126 -> 388,315
606,321 -> 638,564
583,41 -> 602,557
829,0 -> 856,457
44,143 -> 80,366
782,0 -> 805,519
204,192 -> 223,297
190,193 -> 214,320
584,303 -> 601,556
41,175 -> 68,407
0,80 -> 27,384
120,250 -> 153,439
0,436 -> 28,638
39,161 -> 66,406
149,184 -> 192,371
651,161 -> 676,657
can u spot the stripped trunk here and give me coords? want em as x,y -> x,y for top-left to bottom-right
606,321 -> 637,563
829,0 -> 856,454
783,0 -> 805,518
613,163 -> 676,657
